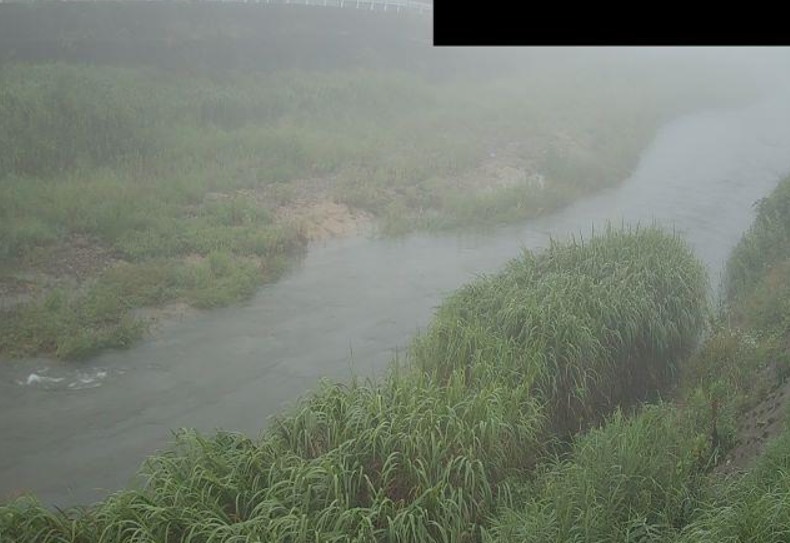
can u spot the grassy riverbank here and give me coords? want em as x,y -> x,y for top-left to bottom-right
0,224 -> 712,540
490,174 -> 790,542
0,5 -> 758,361
0,53 -> 753,360
5,171 -> 790,540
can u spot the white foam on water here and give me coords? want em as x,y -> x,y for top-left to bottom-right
16,368 -> 112,390
21,373 -> 65,386
67,370 -> 109,390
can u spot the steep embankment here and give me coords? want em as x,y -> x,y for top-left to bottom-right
490,174 -> 790,542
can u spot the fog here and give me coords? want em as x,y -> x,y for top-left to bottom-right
2,3 -> 790,534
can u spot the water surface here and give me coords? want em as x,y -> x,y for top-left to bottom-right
3,94 -> 790,506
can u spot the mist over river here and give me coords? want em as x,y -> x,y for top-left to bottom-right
3,92 -> 790,507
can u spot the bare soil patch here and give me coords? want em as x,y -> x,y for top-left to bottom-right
716,377 -> 790,476
129,302 -> 203,337
238,176 -> 375,242
0,235 -> 124,311
23,234 -> 123,281
454,141 -> 546,194
275,200 -> 374,242
0,275 -> 37,311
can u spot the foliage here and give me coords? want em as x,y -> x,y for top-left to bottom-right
488,404 -> 710,543
725,175 -> 790,303
0,227 -> 712,541
0,253 -> 269,360
414,224 -> 709,435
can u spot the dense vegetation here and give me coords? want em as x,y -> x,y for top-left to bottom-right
3,8 -> 789,537
490,174 -> 790,542
0,4 -> 755,360
0,225 -> 713,541
413,226 -> 708,436
6,169 -> 790,540
0,58 -> 689,360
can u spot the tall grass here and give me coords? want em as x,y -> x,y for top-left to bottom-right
0,253 -> 277,360
91,373 -> 543,542
414,224 -> 709,435
488,403 -> 711,543
491,173 -> 790,543
1,56 -> 726,359
2,376 -> 539,542
725,175 -> 790,303
678,419 -> 790,543
0,63 -> 438,261
0,64 -> 156,177
708,174 -> 790,393
0,57 -> 749,259
0,226 -> 711,541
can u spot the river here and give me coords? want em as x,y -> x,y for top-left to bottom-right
2,92 -> 790,508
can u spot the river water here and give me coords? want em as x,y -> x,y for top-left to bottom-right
3,93 -> 790,508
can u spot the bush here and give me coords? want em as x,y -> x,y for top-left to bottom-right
414,224 -> 709,436
489,404 -> 710,543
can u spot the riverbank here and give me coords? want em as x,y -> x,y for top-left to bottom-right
0,224 -> 711,539
2,91 -> 790,512
491,173 -> 790,541
7,178 -> 790,541
3,177 -> 790,542
0,53 -> 754,361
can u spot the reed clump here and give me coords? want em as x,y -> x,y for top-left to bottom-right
0,225 -> 713,542
491,174 -> 790,543
414,224 -> 709,436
